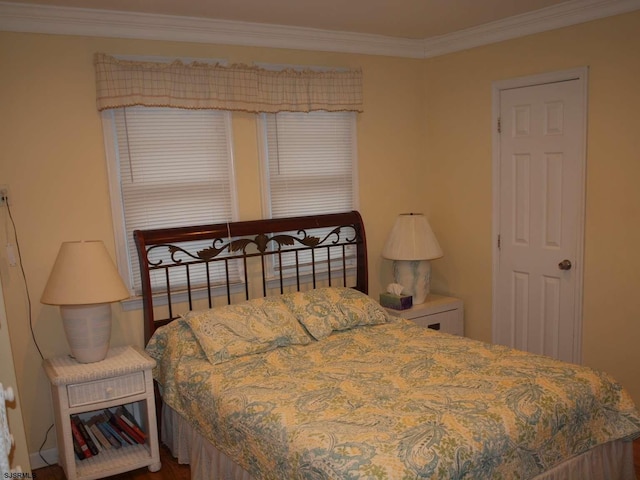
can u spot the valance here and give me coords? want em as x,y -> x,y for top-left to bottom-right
94,53 -> 363,113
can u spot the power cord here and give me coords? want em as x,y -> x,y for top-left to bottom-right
5,202 -> 43,359
37,424 -> 54,468
4,201 -> 54,467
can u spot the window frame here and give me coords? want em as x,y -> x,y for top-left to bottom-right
257,110 -> 360,220
101,107 -> 239,309
257,110 -> 360,284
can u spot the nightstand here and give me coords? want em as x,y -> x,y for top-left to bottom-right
43,346 -> 161,480
385,294 -> 464,336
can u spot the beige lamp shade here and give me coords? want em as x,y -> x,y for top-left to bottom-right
41,240 -> 129,306
382,213 -> 443,261
382,213 -> 443,304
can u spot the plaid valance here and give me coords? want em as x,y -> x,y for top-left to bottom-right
94,53 -> 363,113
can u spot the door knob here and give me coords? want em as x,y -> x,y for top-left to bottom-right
558,259 -> 572,270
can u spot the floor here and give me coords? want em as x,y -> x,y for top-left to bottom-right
635,437 -> 640,478
33,438 -> 640,479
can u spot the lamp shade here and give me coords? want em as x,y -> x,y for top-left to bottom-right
41,240 -> 129,306
382,213 -> 443,261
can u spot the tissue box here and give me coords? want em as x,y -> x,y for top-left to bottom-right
379,292 -> 413,310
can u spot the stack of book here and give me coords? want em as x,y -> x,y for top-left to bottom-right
70,406 -> 147,460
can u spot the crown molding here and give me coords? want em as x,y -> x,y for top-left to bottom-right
0,0 -> 638,59
0,2 -> 425,58
423,0 -> 640,58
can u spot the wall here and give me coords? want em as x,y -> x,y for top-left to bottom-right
424,11 -> 640,404
0,32 -> 425,456
2,9 -> 639,460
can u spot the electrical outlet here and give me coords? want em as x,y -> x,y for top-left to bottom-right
6,244 -> 17,267
0,185 -> 9,206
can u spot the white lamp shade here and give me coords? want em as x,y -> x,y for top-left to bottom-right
41,240 -> 129,306
382,213 -> 443,261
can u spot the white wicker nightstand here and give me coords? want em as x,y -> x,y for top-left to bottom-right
43,346 -> 161,480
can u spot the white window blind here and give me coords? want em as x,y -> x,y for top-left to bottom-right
104,106 -> 237,294
260,111 -> 358,279
261,111 -> 358,218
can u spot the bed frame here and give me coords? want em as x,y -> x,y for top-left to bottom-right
134,211 -> 368,344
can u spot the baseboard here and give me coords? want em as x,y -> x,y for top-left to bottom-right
29,447 -> 57,470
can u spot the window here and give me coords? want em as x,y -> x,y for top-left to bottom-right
259,111 -> 359,279
260,111 -> 358,218
102,107 -> 237,295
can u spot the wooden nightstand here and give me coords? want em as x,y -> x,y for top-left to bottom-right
385,294 -> 464,336
43,346 -> 161,480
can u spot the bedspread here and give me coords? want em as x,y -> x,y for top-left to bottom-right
146,317 -> 640,480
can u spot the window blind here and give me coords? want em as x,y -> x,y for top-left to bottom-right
261,111 -> 358,278
262,111 -> 357,218
109,106 -> 236,293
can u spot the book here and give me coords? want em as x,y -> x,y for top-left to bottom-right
117,406 -> 147,441
93,415 -> 122,449
86,418 -> 110,450
72,434 -> 85,461
101,414 -> 130,446
85,424 -> 103,453
72,415 -> 99,456
104,409 -> 137,444
119,427 -> 137,445
113,408 -> 145,443
115,415 -> 144,444
69,417 -> 92,459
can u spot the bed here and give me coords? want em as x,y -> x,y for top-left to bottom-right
135,211 -> 640,479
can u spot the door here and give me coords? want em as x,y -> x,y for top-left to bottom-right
493,70 -> 587,364
0,278 -> 31,472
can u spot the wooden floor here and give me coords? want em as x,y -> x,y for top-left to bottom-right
33,438 -> 640,479
635,437 -> 640,479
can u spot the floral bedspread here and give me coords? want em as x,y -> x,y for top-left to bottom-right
147,311 -> 640,479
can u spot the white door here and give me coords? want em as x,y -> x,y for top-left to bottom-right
0,279 -> 31,472
493,69 -> 587,364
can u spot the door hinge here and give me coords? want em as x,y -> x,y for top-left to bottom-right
497,117 -> 502,134
497,234 -> 501,250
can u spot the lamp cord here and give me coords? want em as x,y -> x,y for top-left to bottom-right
5,202 -> 43,360
37,424 -> 54,468
5,202 -> 54,468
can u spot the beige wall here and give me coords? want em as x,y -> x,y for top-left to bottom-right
424,11 -> 640,403
1,9 -> 639,459
0,33 -> 425,454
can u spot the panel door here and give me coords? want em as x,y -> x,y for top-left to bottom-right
495,78 -> 585,363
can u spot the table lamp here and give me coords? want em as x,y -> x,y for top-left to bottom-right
41,240 -> 130,363
382,213 -> 443,304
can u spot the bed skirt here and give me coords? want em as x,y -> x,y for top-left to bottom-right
162,404 -> 636,480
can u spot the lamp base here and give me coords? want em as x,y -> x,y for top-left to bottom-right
60,303 -> 112,363
393,259 -> 432,304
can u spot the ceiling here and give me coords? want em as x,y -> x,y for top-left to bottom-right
2,0 -> 638,58
3,0 -> 574,39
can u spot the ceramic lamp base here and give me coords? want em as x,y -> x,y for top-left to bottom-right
393,259 -> 432,304
60,303 -> 112,363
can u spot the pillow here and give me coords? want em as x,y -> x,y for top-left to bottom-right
281,288 -> 345,340
331,287 -> 391,327
186,296 -> 311,365
282,287 -> 391,340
